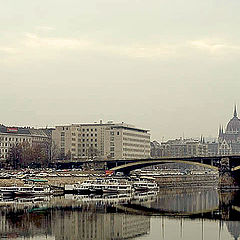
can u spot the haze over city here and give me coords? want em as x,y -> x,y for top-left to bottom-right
1,0 -> 240,140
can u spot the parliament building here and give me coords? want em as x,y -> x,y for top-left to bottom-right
218,105 -> 240,155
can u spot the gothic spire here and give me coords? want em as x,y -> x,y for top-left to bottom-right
234,104 -> 237,117
219,125 -> 221,136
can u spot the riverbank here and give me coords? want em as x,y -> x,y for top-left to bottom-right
155,174 -> 218,188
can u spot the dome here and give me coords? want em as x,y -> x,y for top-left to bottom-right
226,116 -> 240,132
226,105 -> 240,133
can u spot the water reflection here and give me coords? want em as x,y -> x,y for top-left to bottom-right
0,189 -> 240,239
0,210 -> 150,239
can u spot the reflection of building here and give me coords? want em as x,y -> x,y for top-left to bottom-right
52,212 -> 150,240
0,125 -> 52,161
0,210 -> 52,238
151,190 -> 219,213
226,221 -> 240,240
53,121 -> 150,160
218,105 -> 240,155
0,210 -> 150,240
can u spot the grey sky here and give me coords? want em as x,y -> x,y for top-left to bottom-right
1,0 -> 240,141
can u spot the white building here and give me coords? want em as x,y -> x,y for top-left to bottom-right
0,124 -> 51,161
52,121 -> 150,160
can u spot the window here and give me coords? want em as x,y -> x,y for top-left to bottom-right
110,131 -> 114,135
117,132 -> 120,135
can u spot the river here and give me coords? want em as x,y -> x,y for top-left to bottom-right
0,188 -> 239,240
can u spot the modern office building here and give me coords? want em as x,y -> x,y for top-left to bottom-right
52,121 -> 150,160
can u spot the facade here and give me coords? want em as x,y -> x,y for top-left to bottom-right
218,105 -> 240,155
0,124 -> 51,161
153,138 -> 208,158
52,121 -> 150,160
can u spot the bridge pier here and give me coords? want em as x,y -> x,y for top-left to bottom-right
218,158 -> 240,189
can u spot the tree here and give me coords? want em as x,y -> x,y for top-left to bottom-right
51,141 -> 61,161
87,146 -> 100,159
7,142 -> 49,169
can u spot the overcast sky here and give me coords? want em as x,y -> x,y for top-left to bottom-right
1,0 -> 240,141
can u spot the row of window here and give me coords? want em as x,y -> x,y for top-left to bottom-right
123,137 -> 149,143
123,148 -> 149,153
0,149 -> 8,153
0,137 -> 31,142
123,143 -> 150,148
61,128 -> 98,132
123,132 -> 150,139
71,143 -> 98,147
71,138 -> 98,142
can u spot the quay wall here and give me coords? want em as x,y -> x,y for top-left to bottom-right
155,174 -> 218,188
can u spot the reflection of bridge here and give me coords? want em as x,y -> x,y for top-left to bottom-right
117,189 -> 240,221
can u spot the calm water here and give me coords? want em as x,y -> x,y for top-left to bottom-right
0,188 -> 240,240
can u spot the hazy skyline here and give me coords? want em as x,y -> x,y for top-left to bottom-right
1,0 -> 240,141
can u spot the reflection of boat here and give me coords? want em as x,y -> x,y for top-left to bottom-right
0,186 -> 22,196
66,193 -> 132,205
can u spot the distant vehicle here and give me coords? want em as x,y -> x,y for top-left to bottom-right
116,172 -> 124,176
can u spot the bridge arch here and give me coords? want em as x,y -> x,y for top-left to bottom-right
110,159 -> 218,174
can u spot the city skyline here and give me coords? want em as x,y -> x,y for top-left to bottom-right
1,104 -> 237,142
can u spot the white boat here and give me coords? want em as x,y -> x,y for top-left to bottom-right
0,186 -> 21,196
0,185 -> 52,197
72,178 -> 132,194
132,180 -> 159,192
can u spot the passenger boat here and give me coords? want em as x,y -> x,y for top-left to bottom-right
70,178 -> 132,194
0,186 -> 21,196
0,185 -> 52,197
132,181 -> 159,192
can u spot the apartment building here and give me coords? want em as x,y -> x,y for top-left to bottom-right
0,124 -> 51,161
152,138 -> 208,158
52,121 -> 150,160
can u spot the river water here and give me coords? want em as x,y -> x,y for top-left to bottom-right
0,188 -> 239,240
